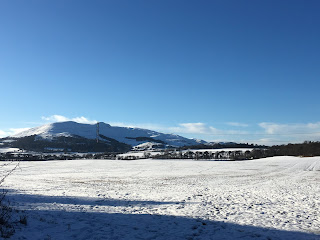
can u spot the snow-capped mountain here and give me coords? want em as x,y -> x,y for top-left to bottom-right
11,121 -> 205,148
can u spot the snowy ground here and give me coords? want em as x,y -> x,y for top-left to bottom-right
1,156 -> 320,239
116,151 -> 161,159
0,148 -> 20,153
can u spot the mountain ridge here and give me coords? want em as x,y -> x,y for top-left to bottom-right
7,121 -> 206,151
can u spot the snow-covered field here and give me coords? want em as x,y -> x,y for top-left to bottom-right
0,147 -> 20,153
181,148 -> 254,153
1,156 -> 320,239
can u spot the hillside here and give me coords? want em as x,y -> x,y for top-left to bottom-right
0,121 -> 206,153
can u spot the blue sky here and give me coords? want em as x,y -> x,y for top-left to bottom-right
1,0 -> 320,145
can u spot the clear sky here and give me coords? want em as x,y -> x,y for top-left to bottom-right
1,0 -> 320,145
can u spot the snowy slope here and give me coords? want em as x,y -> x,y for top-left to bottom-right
11,121 -> 204,147
132,142 -> 163,151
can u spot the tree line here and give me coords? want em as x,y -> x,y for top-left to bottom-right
119,141 -> 320,160
1,141 -> 320,161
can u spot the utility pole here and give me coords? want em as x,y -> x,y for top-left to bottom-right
96,122 -> 100,143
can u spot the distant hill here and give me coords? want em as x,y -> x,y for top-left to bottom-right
0,121 -> 207,153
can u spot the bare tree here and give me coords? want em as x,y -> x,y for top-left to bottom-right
0,161 -> 20,238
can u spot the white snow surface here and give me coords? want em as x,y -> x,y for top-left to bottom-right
11,121 -> 201,147
132,142 -> 163,151
117,151 -> 162,159
2,156 -> 320,240
0,147 -> 21,153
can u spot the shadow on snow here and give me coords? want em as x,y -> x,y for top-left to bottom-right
5,190 -> 320,240
7,190 -> 180,207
